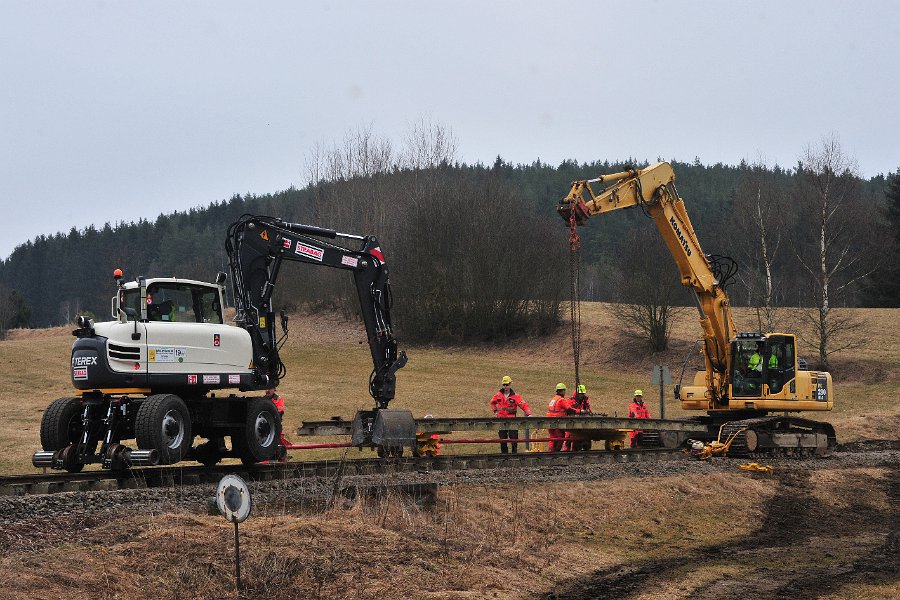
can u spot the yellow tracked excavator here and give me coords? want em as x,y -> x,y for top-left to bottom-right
558,162 -> 836,456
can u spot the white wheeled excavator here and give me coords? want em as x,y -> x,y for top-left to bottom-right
33,215 -> 409,472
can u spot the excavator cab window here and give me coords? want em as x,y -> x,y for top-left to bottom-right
731,339 -> 764,397
766,336 -> 795,394
146,284 -> 198,323
124,283 -> 222,324
118,289 -> 142,319
196,288 -> 223,324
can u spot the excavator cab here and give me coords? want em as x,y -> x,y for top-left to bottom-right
730,334 -> 796,398
118,282 -> 224,324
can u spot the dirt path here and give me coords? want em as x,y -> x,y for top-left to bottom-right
547,466 -> 900,599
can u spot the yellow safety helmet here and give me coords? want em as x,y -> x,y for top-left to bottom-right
501,375 -> 512,385
577,384 -> 586,394
556,382 -> 567,391
634,389 -> 643,397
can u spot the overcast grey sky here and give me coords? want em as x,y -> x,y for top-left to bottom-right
2,0 -> 898,260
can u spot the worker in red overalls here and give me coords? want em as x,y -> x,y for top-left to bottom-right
490,376 -> 532,453
266,388 -> 292,462
628,389 -> 650,448
565,384 -> 592,451
546,383 -> 576,452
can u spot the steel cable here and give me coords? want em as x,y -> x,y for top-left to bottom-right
568,209 -> 583,390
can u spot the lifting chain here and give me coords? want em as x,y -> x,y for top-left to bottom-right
568,208 -> 582,391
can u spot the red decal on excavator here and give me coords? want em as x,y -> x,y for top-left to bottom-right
296,242 -> 324,261
369,247 -> 384,262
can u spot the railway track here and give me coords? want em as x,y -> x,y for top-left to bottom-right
0,447 -> 684,497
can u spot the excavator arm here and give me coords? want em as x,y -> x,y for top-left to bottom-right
558,162 -> 736,400
225,214 -> 407,409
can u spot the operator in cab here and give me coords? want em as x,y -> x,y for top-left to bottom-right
747,341 -> 779,392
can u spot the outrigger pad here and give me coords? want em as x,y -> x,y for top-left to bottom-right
351,409 -> 415,450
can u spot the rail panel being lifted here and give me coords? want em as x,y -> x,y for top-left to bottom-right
300,415 -> 710,452
299,416 -> 710,435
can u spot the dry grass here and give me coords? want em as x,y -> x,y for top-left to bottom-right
0,466 -> 895,599
1,303 -> 898,473
0,474 -> 768,599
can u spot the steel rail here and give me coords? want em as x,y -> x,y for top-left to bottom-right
0,447 -> 685,497
297,415 -> 710,436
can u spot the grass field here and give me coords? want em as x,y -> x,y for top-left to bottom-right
1,303 -> 897,474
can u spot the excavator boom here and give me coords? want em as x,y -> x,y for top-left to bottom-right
559,162 -> 736,400
225,214 -> 407,409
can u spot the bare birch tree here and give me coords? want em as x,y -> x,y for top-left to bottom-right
732,160 -> 787,332
402,118 -> 457,170
611,227 -> 688,352
792,135 -> 878,370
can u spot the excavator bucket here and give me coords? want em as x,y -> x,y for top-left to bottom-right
351,409 -> 416,454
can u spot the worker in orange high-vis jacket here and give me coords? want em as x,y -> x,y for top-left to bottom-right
266,388 -> 292,462
546,383 -> 577,452
490,375 -> 532,453
566,384 -> 593,451
628,389 -> 651,448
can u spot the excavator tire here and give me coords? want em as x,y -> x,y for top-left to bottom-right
233,397 -> 281,465
39,396 -> 83,451
135,394 -> 192,465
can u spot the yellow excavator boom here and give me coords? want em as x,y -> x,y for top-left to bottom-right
560,162 -> 736,400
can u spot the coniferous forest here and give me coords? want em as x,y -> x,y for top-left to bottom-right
1,128 -> 897,353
